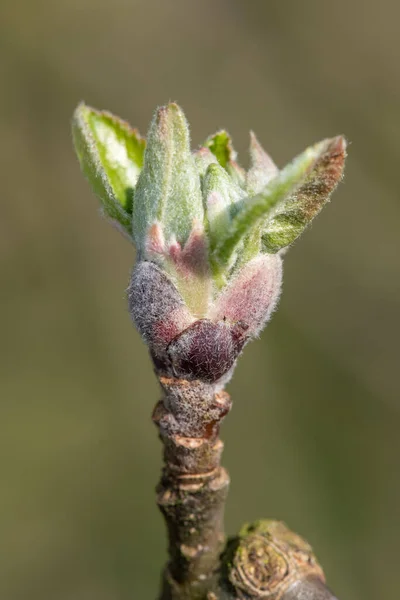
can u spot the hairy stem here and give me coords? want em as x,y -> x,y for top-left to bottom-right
153,376 -> 232,600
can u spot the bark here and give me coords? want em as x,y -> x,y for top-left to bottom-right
153,376 -> 231,600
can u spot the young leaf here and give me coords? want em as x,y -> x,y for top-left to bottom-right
212,138 -> 341,270
72,103 -> 145,236
132,103 -> 203,252
262,136 -> 346,253
205,130 -> 235,168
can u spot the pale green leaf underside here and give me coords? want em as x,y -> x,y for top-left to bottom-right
212,141 -> 328,268
72,103 -> 145,236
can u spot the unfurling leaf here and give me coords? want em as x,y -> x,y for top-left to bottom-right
205,129 -> 246,187
205,130 -> 236,169
72,103 -> 145,237
262,136 -> 347,253
133,103 -> 204,253
212,139 -> 331,270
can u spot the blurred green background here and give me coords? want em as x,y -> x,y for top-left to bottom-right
1,1 -> 399,598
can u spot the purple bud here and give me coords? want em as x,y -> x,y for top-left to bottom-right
129,256 -> 282,382
167,319 -> 248,383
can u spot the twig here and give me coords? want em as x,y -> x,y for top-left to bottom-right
153,376 -> 231,599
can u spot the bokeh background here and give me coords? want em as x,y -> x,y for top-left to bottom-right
1,1 -> 399,598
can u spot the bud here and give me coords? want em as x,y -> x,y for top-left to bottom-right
167,319 -> 248,383
128,261 -> 194,364
128,255 -> 281,383
73,102 -> 347,386
210,254 -> 282,339
128,261 -> 249,383
224,520 -> 329,600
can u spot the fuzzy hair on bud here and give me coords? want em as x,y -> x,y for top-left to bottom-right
128,261 -> 250,383
74,102 -> 347,388
129,255 -> 282,383
210,254 -> 283,339
128,261 -> 194,361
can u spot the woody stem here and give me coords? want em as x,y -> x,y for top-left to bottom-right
153,376 -> 232,600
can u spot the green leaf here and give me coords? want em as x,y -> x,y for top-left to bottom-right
205,130 -> 234,169
262,136 -> 347,253
72,103 -> 145,236
212,138 -> 343,269
132,103 -> 204,251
